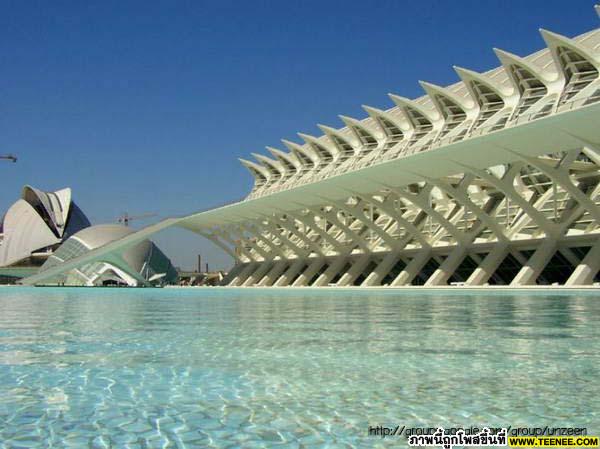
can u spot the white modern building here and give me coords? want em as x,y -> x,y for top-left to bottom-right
0,185 -> 91,268
24,6 -> 600,287
38,224 -> 177,287
1,187 -> 177,286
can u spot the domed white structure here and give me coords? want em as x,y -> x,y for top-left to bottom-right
0,185 -> 91,268
39,224 -> 177,286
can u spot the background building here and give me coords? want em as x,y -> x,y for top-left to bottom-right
1,187 -> 177,286
0,185 -> 91,272
39,224 -> 177,287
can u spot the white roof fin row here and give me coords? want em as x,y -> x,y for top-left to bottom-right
241,5 -> 600,197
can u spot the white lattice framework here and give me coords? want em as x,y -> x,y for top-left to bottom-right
22,7 -> 600,287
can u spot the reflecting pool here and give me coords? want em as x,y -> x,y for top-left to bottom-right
0,287 -> 598,448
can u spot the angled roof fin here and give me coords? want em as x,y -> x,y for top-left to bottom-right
251,153 -> 285,179
317,124 -> 358,156
281,139 -> 318,167
339,114 -> 383,144
267,146 -> 300,171
453,65 -> 515,99
298,132 -> 337,162
388,94 -> 440,123
419,80 -> 476,111
493,47 -> 555,86
362,104 -> 409,140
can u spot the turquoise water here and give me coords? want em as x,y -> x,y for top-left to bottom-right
0,287 -> 598,448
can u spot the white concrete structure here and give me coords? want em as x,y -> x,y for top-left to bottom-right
0,185 -> 90,268
38,224 -> 177,286
23,7 -> 600,287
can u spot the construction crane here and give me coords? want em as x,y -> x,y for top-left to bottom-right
117,212 -> 157,227
0,154 -> 17,163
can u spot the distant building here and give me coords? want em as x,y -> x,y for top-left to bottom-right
0,185 -> 91,269
1,187 -> 177,287
39,224 -> 177,286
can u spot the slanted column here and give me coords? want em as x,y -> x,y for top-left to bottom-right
466,242 -> 509,286
510,239 -> 556,286
455,162 -> 556,238
316,208 -> 371,254
274,259 -> 306,286
329,199 -> 398,251
336,254 -> 372,286
425,246 -> 468,286
261,220 -> 306,259
566,239 -> 600,285
313,256 -> 351,286
287,210 -> 347,255
213,228 -> 255,263
257,260 -> 290,286
244,222 -> 287,259
518,151 -> 600,225
271,215 -> 324,257
292,258 -> 326,286
230,262 -> 260,286
391,249 -> 432,286
221,263 -> 249,286
242,261 -> 274,286
362,251 -> 401,286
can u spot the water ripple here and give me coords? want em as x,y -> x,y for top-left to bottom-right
0,287 -> 599,448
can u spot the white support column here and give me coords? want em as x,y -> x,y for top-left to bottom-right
455,161 -> 557,238
195,230 -> 240,261
566,239 -> 600,285
510,239 -> 557,286
219,263 -> 246,286
314,207 -> 371,254
557,246 -> 581,268
362,251 -> 401,286
336,254 -> 372,286
387,184 -> 468,246
292,258 -> 326,286
313,256 -> 351,286
242,261 -> 274,286
243,222 -> 288,259
391,250 -> 432,286
259,220 -> 307,259
509,186 -> 557,238
271,215 -> 324,257
214,228 -> 257,263
328,199 -> 398,251
558,181 -> 600,235
286,210 -> 347,256
425,175 -> 508,244
227,225 -> 271,261
229,262 -> 259,286
517,151 -> 600,224
582,146 -> 600,166
424,246 -> 468,286
466,242 -> 510,286
360,193 -> 431,248
257,260 -> 290,286
274,258 -> 307,286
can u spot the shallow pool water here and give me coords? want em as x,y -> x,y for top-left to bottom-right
0,287 -> 598,448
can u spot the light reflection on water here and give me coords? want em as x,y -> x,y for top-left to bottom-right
0,287 -> 598,448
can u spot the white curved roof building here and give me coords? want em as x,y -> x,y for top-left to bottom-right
23,5 -> 600,287
0,185 -> 90,268
39,224 -> 177,286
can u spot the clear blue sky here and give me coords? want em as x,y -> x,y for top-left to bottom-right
1,0 -> 598,270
